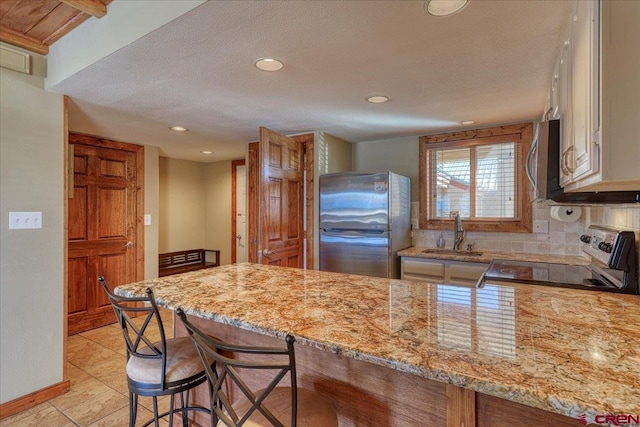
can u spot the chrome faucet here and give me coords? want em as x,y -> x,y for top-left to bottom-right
453,212 -> 465,251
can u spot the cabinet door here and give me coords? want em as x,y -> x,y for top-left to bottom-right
558,32 -> 573,187
401,259 -> 445,283
446,262 -> 488,286
570,0 -> 600,181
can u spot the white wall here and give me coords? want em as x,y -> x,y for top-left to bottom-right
46,0 -> 205,89
0,56 -> 65,403
205,161 -> 233,266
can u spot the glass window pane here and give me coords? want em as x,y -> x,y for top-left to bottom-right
475,143 -> 515,218
434,147 -> 470,218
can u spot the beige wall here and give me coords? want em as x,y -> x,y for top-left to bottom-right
352,135 -> 420,201
158,157 -> 206,252
144,146 -> 160,279
0,53 -> 65,403
158,157 -> 233,265
313,132 -> 353,269
204,161 -> 233,265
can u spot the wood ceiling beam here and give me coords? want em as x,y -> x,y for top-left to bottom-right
0,26 -> 48,55
60,0 -> 107,18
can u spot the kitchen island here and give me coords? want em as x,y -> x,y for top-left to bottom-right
115,263 -> 639,427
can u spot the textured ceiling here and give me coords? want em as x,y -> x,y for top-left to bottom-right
49,0 -> 575,162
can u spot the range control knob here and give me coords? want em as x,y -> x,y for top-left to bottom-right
579,234 -> 591,243
598,242 -> 613,253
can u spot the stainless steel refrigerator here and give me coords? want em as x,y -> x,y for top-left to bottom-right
319,171 -> 411,278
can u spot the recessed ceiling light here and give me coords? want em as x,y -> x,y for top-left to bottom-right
254,58 -> 284,72
201,151 -> 213,155
366,95 -> 389,104
425,0 -> 468,17
461,120 -> 475,126
170,126 -> 188,132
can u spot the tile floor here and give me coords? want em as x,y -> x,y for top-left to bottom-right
0,309 -> 189,427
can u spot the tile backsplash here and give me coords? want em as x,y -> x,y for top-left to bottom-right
411,201 -> 640,257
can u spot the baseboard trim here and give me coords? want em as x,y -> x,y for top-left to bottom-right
0,379 -> 70,419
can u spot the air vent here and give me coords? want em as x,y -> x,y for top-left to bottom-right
0,44 -> 31,74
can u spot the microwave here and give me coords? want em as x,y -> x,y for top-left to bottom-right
526,120 -> 639,204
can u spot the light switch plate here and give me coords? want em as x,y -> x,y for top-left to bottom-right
144,214 -> 151,226
533,220 -> 549,233
9,212 -> 42,229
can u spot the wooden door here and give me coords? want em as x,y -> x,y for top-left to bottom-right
258,127 -> 304,267
67,134 -> 144,335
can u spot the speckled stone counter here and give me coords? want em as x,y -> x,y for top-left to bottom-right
398,246 -> 590,265
116,263 -> 639,426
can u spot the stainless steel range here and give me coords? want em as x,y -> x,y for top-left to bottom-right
479,225 -> 639,294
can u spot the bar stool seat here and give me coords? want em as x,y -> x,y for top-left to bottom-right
127,336 -> 204,385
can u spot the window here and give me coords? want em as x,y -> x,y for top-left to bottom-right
419,123 -> 533,232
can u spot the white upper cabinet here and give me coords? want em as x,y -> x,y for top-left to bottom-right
557,0 -> 640,192
558,33 -> 573,187
569,0 -> 599,182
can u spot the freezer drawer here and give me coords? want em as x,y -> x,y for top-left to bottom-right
320,229 -> 391,278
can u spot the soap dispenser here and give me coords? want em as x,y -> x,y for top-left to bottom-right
436,233 -> 445,248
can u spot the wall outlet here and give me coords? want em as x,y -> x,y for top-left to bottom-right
9,212 -> 42,229
533,220 -> 549,233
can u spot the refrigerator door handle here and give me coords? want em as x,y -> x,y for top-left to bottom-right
321,228 -> 386,235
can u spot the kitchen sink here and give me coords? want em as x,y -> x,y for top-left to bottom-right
421,248 -> 484,256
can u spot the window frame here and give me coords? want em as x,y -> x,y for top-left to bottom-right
419,122 -> 533,233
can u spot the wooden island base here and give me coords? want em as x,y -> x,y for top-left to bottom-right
177,315 -> 582,427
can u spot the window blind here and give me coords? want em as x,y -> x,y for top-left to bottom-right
429,140 -> 519,220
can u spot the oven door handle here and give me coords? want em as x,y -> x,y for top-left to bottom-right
475,270 -> 488,288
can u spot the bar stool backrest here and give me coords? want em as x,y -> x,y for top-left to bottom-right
177,308 -> 298,427
97,276 -> 168,390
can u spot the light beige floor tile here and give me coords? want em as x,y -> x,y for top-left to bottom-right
67,334 -> 94,352
66,362 -> 91,386
0,402 -> 74,427
87,405 -> 169,427
62,388 -> 128,426
67,337 -> 110,363
0,402 -> 49,426
80,324 -> 124,351
82,353 -> 126,378
68,346 -> 120,371
98,373 -> 129,395
49,377 -> 112,411
137,395 -> 172,417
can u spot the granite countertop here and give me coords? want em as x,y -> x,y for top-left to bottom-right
115,263 -> 639,423
398,246 -> 590,265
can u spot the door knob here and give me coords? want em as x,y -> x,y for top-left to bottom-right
262,249 -> 274,256
126,241 -> 134,248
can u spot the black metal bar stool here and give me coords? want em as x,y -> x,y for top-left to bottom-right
98,276 -> 211,427
177,308 -> 339,427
